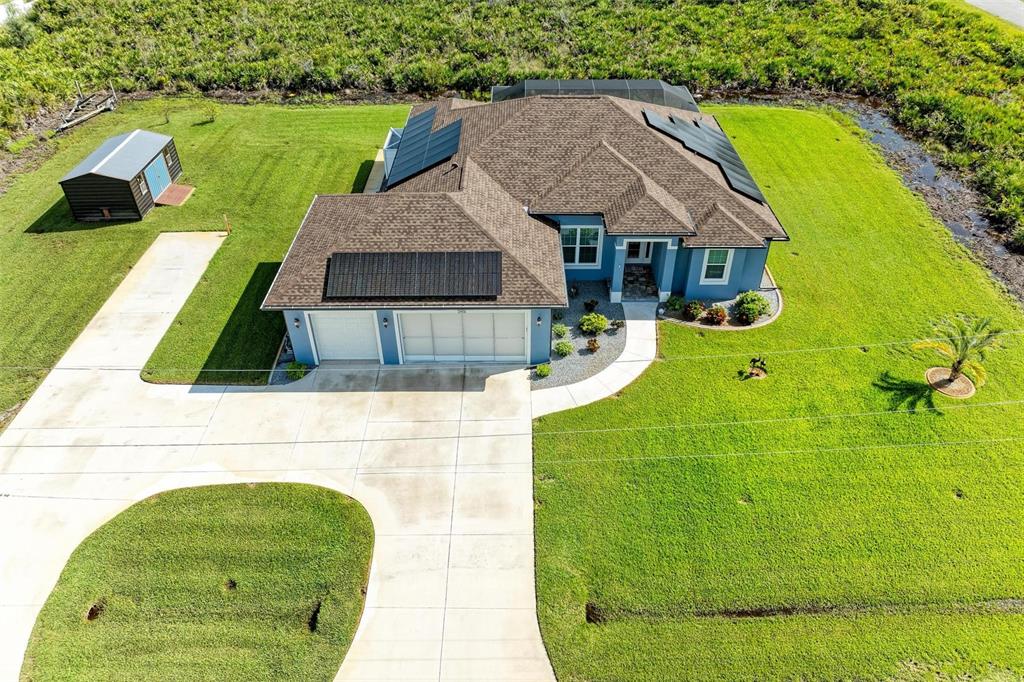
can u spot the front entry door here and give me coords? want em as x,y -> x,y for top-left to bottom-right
625,240 -> 653,264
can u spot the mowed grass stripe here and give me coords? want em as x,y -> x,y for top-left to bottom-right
533,106 -> 1024,680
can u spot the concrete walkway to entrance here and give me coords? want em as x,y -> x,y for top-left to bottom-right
0,232 -> 554,682
531,302 -> 658,417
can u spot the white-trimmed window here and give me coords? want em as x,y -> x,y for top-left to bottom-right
561,226 -> 601,267
700,248 -> 733,284
138,175 -> 149,196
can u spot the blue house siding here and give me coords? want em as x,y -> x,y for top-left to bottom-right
674,245 -> 770,300
376,309 -> 401,364
283,310 -> 316,366
544,215 -> 615,282
530,308 -> 552,365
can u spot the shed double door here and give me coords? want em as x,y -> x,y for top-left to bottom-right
143,154 -> 172,199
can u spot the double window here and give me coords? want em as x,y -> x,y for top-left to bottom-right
700,248 -> 733,284
561,226 -> 601,267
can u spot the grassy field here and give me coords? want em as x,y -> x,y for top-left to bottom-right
0,98 -> 407,422
21,483 -> 374,681
533,106 -> 1024,680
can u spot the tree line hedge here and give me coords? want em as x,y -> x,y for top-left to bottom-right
2,0 -> 1024,242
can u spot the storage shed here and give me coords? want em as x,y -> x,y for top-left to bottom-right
59,129 -> 182,221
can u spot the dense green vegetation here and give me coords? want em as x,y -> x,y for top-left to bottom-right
0,99 -> 405,422
534,106 -> 1024,680
2,0 -> 1024,243
21,484 -> 374,681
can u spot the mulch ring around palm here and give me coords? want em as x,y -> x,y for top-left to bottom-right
925,367 -> 976,399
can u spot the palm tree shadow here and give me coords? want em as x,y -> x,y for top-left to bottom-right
873,371 -> 939,413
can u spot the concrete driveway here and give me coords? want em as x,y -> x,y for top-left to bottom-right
0,233 -> 554,681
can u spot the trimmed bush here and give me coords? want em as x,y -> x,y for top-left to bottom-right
535,363 -> 551,378
552,323 -> 569,338
584,299 -> 599,312
683,300 -> 706,321
586,338 -> 600,353
554,340 -> 574,357
578,312 -> 608,335
735,291 -> 772,324
285,361 -> 309,381
667,295 -> 685,311
705,305 -> 727,326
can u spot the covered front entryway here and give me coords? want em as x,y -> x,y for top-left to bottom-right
309,311 -> 381,362
397,310 -> 528,363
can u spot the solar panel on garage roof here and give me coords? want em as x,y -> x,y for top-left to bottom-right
383,107 -> 463,189
642,109 -> 766,203
324,252 -> 502,299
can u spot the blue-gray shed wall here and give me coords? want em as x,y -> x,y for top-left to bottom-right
283,310 -> 316,366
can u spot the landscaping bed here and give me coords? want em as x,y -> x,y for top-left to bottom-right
533,106 -> 1024,680
531,282 -> 625,390
21,483 -> 374,681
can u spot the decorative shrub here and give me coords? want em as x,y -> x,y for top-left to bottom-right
285,361 -> 309,381
584,299 -> 599,312
552,310 -> 564,321
735,291 -> 771,324
610,318 -> 625,330
552,323 -> 569,338
683,300 -> 706,321
586,338 -> 600,353
554,340 -> 574,357
667,295 -> 685,311
578,312 -> 609,335
535,363 -> 551,378
705,304 -> 727,326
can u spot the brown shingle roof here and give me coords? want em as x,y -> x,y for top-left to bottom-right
262,191 -> 566,310
264,93 -> 788,310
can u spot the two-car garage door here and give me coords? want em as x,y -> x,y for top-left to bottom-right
398,311 -> 527,363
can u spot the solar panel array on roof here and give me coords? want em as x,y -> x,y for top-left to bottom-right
325,251 -> 502,299
643,110 -> 766,203
490,79 -> 700,112
383,107 -> 463,189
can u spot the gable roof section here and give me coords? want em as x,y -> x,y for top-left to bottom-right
261,190 -> 566,310
388,95 -> 787,245
61,129 -> 171,182
531,141 -> 696,235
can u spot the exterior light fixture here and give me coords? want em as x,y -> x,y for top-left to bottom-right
293,317 -> 300,329
536,315 -> 542,326
383,317 -> 389,328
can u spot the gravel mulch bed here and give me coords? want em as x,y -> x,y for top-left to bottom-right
531,282 -> 626,390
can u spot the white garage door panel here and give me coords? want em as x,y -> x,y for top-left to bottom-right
398,311 -> 527,363
310,312 -> 380,361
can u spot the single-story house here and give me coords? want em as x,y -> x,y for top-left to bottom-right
262,80 -> 788,366
59,129 -> 182,221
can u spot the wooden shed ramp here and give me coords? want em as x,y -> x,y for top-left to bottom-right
155,183 -> 194,206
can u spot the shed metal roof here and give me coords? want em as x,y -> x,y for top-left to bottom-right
60,129 -> 172,182
490,79 -> 700,112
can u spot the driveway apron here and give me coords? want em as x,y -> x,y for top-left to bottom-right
0,232 -> 554,682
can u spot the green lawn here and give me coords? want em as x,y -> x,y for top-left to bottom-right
21,484 -> 374,681
0,99 -> 407,422
533,106 -> 1024,680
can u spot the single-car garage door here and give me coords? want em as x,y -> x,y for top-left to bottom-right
398,311 -> 527,363
309,311 -> 380,361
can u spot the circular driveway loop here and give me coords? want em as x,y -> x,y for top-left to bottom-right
0,233 -> 555,682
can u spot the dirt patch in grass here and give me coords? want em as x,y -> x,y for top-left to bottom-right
224,579 -> 237,591
585,599 -> 1024,623
85,600 -> 105,622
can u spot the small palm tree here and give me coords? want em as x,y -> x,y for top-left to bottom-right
911,315 -> 1002,387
